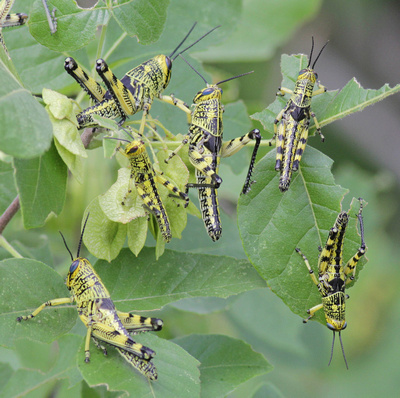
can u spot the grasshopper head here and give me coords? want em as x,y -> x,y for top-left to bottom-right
193,84 -> 222,103
336,211 -> 349,227
297,67 -> 318,85
125,140 -> 146,158
153,54 -> 172,89
66,257 -> 92,290
327,318 -> 347,332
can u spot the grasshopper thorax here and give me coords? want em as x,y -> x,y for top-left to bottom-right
193,85 -> 223,103
125,140 -> 146,157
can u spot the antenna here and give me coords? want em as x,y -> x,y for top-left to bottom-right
216,71 -> 254,86
307,36 -> 315,68
77,213 -> 90,258
59,231 -> 73,261
328,331 -> 349,370
311,40 -> 329,69
179,54 -> 208,84
339,331 -> 349,369
180,54 -> 253,87
169,22 -> 197,59
173,25 -> 221,60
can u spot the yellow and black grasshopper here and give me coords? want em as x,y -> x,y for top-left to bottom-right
108,128 -> 189,243
273,38 -> 328,192
295,199 -> 367,368
17,215 -> 163,380
165,57 -> 261,241
0,0 -> 27,59
64,23 -> 219,133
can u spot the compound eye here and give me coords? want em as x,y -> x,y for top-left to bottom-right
314,72 -> 319,79
342,322 -> 347,330
298,68 -> 306,75
219,88 -> 223,95
202,87 -> 214,96
127,146 -> 138,154
165,56 -> 172,70
69,259 -> 80,274
327,323 -> 336,331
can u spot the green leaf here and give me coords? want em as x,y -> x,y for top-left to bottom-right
252,54 -> 400,136
0,61 -> 53,158
83,197 -> 127,262
28,0 -> 169,52
175,334 -> 272,398
94,247 -> 266,311
0,334 -> 82,398
198,0 -> 322,62
110,0 -> 170,44
29,0 -> 109,52
0,161 -> 17,214
5,24 -> 70,94
14,142 -> 67,228
0,258 -> 76,349
238,146 -> 367,324
79,333 -> 200,398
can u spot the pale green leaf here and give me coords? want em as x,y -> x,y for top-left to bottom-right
83,198 -> 127,262
54,138 -> 85,184
99,167 -> 147,223
127,218 -> 148,256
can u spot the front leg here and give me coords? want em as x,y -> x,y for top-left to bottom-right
160,94 -> 192,124
16,297 -> 73,322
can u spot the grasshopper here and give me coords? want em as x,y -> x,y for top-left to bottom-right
295,199 -> 367,368
64,23 -> 219,133
17,215 -> 163,380
0,0 -> 27,59
165,56 -> 261,241
110,128 -> 189,243
273,38 -> 328,192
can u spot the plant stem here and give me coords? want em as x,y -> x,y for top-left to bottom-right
0,196 -> 20,235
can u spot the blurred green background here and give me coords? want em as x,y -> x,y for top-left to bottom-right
1,0 -> 400,397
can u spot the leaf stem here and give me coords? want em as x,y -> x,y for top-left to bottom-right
96,23 -> 109,61
0,235 -> 23,258
103,32 -> 128,61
